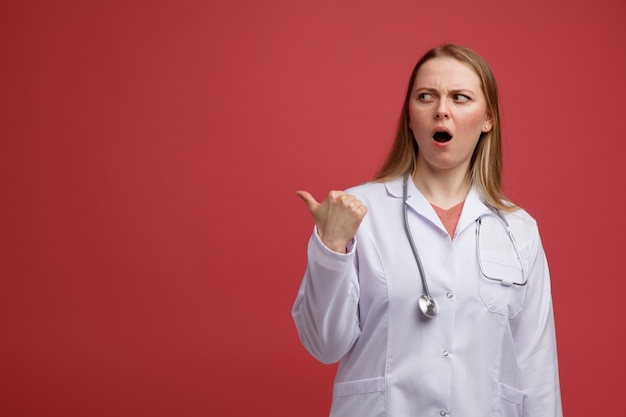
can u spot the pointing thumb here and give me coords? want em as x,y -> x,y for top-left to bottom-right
295,190 -> 319,212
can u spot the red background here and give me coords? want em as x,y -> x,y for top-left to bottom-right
2,0 -> 625,415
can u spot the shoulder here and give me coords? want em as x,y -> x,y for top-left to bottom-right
345,176 -> 403,202
505,207 -> 539,230
345,181 -> 384,198
501,207 -> 545,256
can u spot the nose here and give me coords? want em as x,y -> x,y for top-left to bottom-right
434,100 -> 449,119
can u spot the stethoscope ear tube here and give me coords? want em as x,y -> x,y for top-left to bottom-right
403,173 -> 439,318
475,209 -> 529,286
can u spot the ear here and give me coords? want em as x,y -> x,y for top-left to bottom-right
481,114 -> 493,133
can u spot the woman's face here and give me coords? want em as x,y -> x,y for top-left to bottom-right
408,57 -> 492,174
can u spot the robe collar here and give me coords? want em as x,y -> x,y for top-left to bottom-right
384,175 -> 492,236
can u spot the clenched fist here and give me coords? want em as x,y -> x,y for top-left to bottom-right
296,190 -> 367,253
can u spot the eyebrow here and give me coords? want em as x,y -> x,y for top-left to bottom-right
415,87 -> 477,95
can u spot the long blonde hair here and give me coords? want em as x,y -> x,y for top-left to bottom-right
374,44 -> 515,211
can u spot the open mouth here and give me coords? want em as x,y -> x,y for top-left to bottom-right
432,130 -> 452,143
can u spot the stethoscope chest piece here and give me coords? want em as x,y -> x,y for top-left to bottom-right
419,294 -> 439,318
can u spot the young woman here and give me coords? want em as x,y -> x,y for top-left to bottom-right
293,44 -> 562,417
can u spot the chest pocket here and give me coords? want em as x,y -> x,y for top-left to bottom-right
478,250 -> 527,318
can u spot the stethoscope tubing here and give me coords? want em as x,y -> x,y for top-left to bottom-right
402,173 -> 528,318
403,174 -> 440,317
402,174 -> 432,298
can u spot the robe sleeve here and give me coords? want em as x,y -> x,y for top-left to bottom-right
292,227 -> 361,364
511,225 -> 563,417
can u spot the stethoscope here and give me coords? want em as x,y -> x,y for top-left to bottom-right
402,173 -> 528,318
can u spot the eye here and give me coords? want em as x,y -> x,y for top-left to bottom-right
418,93 -> 435,102
453,94 -> 470,102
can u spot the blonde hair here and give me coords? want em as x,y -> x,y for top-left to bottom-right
374,44 -> 515,211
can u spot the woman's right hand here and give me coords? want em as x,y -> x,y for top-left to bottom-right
296,190 -> 367,253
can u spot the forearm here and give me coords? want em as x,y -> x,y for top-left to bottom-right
292,230 -> 361,364
514,239 -> 563,416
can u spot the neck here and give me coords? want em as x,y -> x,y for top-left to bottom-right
412,162 -> 471,209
